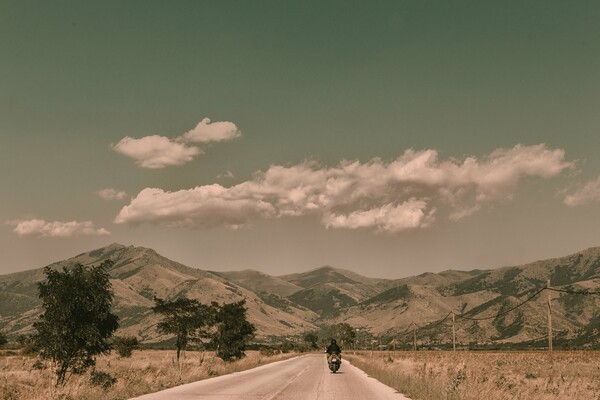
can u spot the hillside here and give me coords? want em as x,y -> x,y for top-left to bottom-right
279,266 -> 392,316
336,247 -> 600,345
0,243 -> 317,341
2,244 -> 600,347
213,269 -> 303,297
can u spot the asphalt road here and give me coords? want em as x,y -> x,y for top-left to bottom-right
130,354 -> 410,400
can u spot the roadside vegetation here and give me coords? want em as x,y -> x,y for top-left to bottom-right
0,349 -> 299,400
12,260 -> 258,395
346,350 -> 600,400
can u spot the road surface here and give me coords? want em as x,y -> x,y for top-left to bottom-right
130,354 -> 410,400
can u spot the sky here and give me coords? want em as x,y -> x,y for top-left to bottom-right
1,1 -> 600,279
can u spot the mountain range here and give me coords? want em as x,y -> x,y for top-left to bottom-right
1,243 -> 600,347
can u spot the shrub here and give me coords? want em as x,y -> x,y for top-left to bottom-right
260,347 -> 276,356
113,336 -> 139,358
32,359 -> 45,370
89,370 -> 117,389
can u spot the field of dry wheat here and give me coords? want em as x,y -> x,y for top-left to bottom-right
0,349 -> 297,400
346,350 -> 600,400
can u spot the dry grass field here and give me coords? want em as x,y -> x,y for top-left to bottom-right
3,349 -> 599,399
346,351 -> 600,400
0,349 -> 298,400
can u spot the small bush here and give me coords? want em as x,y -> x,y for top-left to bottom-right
32,359 -> 45,370
0,332 -> 8,348
113,336 -> 140,358
89,370 -> 117,390
20,337 -> 40,356
260,347 -> 276,356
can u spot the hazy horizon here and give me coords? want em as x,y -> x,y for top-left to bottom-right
2,1 -> 600,279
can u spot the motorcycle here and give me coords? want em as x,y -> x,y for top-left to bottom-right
328,352 -> 341,373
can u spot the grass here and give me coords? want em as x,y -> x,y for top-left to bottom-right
0,349 -> 299,400
346,350 -> 600,400
5,349 -> 599,399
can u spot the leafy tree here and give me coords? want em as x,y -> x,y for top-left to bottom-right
0,332 -> 8,348
304,331 -> 319,349
34,261 -> 119,385
319,323 -> 356,348
112,336 -> 139,358
212,300 -> 256,362
152,297 -> 212,361
333,323 -> 356,347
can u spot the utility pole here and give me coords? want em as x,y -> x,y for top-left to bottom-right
413,324 -> 417,352
547,279 -> 553,353
452,313 -> 456,352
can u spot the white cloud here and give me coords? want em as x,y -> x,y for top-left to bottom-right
114,186 -> 275,229
322,199 -> 435,233
182,118 -> 241,143
97,188 -> 128,201
112,135 -> 201,169
114,144 -> 573,233
9,219 -> 111,238
113,118 -> 240,168
564,176 -> 600,206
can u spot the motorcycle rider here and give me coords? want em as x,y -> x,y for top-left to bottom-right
326,339 -> 342,365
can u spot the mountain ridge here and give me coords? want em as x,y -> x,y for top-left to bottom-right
2,243 -> 600,347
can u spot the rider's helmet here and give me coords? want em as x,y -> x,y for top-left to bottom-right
331,339 -> 336,344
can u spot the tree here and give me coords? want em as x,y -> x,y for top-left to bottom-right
304,331 -> 319,349
319,323 -> 356,348
333,323 -> 356,347
0,332 -> 7,348
152,297 -> 211,362
212,300 -> 256,362
34,261 -> 119,385
112,336 -> 139,358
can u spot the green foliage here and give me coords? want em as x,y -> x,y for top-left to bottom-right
18,335 -> 40,355
279,339 -> 295,353
258,292 -> 292,312
318,323 -> 356,348
112,336 -> 139,358
304,331 -> 319,349
152,297 -> 212,361
32,360 -> 45,370
212,300 -> 256,362
89,370 -> 117,389
289,288 -> 356,317
492,309 -> 525,339
0,331 -> 7,348
34,261 -> 119,385
361,285 -> 411,306
259,347 -> 276,356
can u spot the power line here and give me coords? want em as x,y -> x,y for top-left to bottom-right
389,285 -> 599,347
547,287 -> 600,296
454,287 -> 546,321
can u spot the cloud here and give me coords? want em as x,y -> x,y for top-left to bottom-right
112,135 -> 201,169
322,199 -> 436,233
182,118 -> 241,143
114,186 -> 275,229
97,188 -> 128,201
9,219 -> 111,238
564,176 -> 600,206
113,118 -> 240,168
217,170 -> 235,179
115,144 -> 573,233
